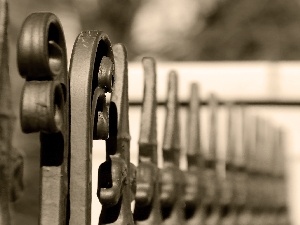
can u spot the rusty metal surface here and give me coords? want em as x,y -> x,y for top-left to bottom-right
17,12 -> 69,225
133,57 -> 162,224
160,71 -> 185,225
98,44 -> 135,225
184,83 -> 204,225
68,30 -> 113,225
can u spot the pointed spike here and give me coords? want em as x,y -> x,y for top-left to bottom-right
162,71 -> 180,166
234,106 -> 247,169
272,127 -> 278,176
277,128 -> 286,178
226,103 -> 235,167
254,116 -> 264,173
240,108 -> 248,169
0,0 -> 12,116
111,43 -> 130,145
186,83 -> 201,169
277,128 -> 287,210
255,117 -> 267,174
138,57 -> 157,164
207,93 -> 218,162
271,125 -> 284,179
265,121 -> 274,175
248,116 -> 258,172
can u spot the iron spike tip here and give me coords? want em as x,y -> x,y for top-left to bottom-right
243,112 -> 259,171
207,93 -> 218,162
234,104 -> 249,169
162,70 -> 180,165
254,116 -> 266,173
246,115 -> 258,171
226,103 -> 235,166
265,121 -> 275,174
111,43 -> 130,141
0,0 -> 8,33
112,43 -> 127,64
277,128 -> 286,177
0,0 -> 12,117
186,83 -> 200,156
186,83 -> 201,169
271,124 -> 280,176
138,57 -> 157,162
238,106 -> 248,168
142,57 -> 156,68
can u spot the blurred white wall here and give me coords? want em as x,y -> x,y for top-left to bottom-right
92,61 -> 300,225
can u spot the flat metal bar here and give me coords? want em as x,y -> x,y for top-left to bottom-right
129,99 -> 300,107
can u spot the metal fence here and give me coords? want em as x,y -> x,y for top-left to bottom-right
0,1 -> 294,225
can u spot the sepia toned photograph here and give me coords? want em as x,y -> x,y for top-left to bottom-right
1,0 -> 300,224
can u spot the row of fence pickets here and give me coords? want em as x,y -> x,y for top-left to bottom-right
0,2 -> 290,225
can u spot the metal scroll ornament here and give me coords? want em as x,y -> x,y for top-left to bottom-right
69,30 -> 114,225
17,13 -> 69,225
97,44 -> 136,225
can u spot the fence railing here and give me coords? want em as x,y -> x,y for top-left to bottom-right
0,2 -> 291,225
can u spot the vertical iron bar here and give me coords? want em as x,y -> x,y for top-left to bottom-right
203,94 -> 220,225
98,44 -> 135,225
0,0 -> 12,223
134,57 -> 162,224
69,30 -> 113,225
219,104 -> 237,225
184,83 -> 204,225
17,12 -> 69,225
160,71 -> 185,225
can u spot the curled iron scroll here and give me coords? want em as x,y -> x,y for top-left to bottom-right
17,12 -> 69,225
98,44 -> 136,225
69,30 -> 114,225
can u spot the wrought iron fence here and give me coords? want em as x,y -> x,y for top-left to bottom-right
0,1 -> 290,225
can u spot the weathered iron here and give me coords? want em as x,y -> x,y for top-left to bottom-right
133,57 -> 162,224
17,12 -> 69,225
7,8 -> 292,225
160,71 -> 185,225
98,44 -> 136,225
184,83 -> 204,225
0,0 -> 24,224
68,30 -> 114,225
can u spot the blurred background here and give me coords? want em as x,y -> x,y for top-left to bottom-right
6,0 -> 300,224
10,0 -> 300,61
